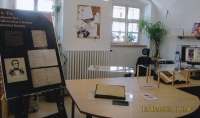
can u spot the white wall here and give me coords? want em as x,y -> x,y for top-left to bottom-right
110,46 -> 145,71
0,0 -> 2,8
60,0 -> 112,51
151,0 -> 200,60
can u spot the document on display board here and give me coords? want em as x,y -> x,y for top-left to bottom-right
31,30 -> 48,47
31,67 -> 62,88
82,6 -> 93,20
28,49 -> 58,68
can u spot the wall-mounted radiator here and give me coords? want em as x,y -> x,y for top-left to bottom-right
65,50 -> 110,80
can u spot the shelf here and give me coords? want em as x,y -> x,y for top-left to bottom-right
177,35 -> 200,40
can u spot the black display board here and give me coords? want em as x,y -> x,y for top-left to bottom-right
0,8 -> 65,99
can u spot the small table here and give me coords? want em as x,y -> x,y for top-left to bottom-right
88,65 -> 134,77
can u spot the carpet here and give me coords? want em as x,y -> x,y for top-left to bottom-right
177,86 -> 200,118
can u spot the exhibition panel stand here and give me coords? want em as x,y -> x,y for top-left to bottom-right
0,8 -> 67,117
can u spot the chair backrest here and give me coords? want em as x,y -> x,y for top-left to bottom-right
135,56 -> 152,76
135,48 -> 152,76
142,48 -> 150,56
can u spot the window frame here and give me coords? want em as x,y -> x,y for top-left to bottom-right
15,0 -> 54,13
111,5 -> 141,45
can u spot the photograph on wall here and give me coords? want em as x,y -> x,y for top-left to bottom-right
31,67 -> 61,88
31,30 -> 48,47
4,58 -> 28,83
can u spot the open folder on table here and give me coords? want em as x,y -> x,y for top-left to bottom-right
155,70 -> 187,84
94,84 -> 125,100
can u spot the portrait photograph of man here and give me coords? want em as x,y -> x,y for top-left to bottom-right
4,58 -> 28,83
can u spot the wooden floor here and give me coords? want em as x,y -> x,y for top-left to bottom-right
7,94 -> 86,118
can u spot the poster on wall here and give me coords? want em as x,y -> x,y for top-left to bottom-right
0,8 -> 65,99
75,5 -> 101,39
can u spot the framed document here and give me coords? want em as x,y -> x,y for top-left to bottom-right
94,84 -> 125,100
4,58 -> 28,83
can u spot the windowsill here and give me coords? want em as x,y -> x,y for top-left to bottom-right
111,44 -> 147,47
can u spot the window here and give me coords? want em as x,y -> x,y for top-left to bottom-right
112,5 -> 140,44
16,0 -> 54,12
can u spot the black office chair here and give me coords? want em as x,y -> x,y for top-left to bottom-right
135,48 -> 152,76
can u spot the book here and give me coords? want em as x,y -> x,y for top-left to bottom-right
185,47 -> 200,62
155,70 -> 186,84
94,84 -> 125,100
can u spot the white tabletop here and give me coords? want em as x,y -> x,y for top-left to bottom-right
66,77 -> 200,118
88,65 -> 134,73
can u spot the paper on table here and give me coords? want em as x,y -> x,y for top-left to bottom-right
28,49 -> 58,68
140,85 -> 155,89
140,93 -> 158,100
31,30 -> 48,47
82,6 -> 93,20
31,67 -> 62,88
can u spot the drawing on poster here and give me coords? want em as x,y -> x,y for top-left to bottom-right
4,58 -> 28,83
31,67 -> 62,88
31,30 -> 48,47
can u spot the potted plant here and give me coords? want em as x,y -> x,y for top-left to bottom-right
128,32 -> 136,42
138,18 -> 167,58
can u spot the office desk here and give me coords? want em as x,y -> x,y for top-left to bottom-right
66,77 -> 199,118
